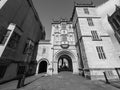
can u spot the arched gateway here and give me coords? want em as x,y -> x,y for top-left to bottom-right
36,20 -> 79,75
53,50 -> 79,74
36,58 -> 50,75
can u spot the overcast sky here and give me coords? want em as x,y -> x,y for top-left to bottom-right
33,0 -> 108,39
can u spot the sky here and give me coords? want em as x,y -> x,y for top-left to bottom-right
32,0 -> 108,39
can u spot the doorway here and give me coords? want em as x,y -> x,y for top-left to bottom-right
58,55 -> 73,72
38,61 -> 47,73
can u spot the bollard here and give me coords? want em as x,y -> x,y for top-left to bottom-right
103,72 -> 110,84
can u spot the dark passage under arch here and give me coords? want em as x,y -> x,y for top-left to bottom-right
38,61 -> 47,73
58,55 -> 73,72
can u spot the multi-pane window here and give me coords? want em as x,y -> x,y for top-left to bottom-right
96,46 -> 106,59
112,18 -> 119,29
7,32 -> 20,49
116,15 -> 120,24
87,18 -> 94,26
0,26 -> 11,44
23,40 -> 34,54
84,8 -> 89,14
91,31 -> 102,41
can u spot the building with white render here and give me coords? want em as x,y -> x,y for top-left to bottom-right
36,1 -> 120,80
36,19 -> 79,75
71,2 -> 120,80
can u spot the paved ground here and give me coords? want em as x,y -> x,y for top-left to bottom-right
18,72 -> 119,90
0,72 -> 120,90
0,74 -> 45,90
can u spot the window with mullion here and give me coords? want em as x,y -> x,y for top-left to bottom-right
23,40 -> 34,54
7,32 -> 20,49
91,31 -> 102,41
87,18 -> 94,26
96,46 -> 106,59
84,8 -> 89,14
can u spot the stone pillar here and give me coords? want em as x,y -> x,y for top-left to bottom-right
35,63 -> 39,75
53,61 -> 58,74
73,61 -> 79,74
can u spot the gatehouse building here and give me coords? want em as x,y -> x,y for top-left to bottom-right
36,2 -> 120,80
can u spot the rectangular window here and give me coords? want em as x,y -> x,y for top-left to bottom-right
0,26 -> 11,45
17,66 -> 25,75
23,40 -> 34,54
0,65 -> 7,78
84,8 -> 89,14
91,31 -> 102,41
96,46 -> 106,59
7,32 -> 20,49
87,18 -> 94,26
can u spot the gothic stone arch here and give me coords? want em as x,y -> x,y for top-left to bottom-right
53,50 -> 79,74
36,58 -> 50,75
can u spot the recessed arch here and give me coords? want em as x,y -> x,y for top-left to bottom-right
38,58 -> 50,65
54,49 -> 78,74
58,54 -> 73,72
37,58 -> 50,74
54,49 -> 76,62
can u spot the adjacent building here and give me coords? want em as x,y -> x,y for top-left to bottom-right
0,0 -> 45,83
71,2 -> 120,80
108,6 -> 120,43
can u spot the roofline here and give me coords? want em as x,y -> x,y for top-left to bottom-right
70,2 -> 96,21
27,0 -> 44,30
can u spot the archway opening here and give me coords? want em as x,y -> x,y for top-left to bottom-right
58,55 -> 73,72
38,61 -> 47,73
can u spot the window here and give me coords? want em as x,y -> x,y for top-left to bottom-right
107,71 -> 114,76
23,40 -> 34,54
0,65 -> 7,78
112,18 -> 119,29
91,31 -> 102,41
42,48 -> 46,55
17,66 -> 25,75
7,32 -> 20,49
116,15 -> 120,24
87,18 -> 94,26
96,46 -> 106,59
0,26 -> 11,44
84,8 -> 89,14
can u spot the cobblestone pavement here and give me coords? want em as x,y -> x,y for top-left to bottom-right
16,72 -> 120,90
